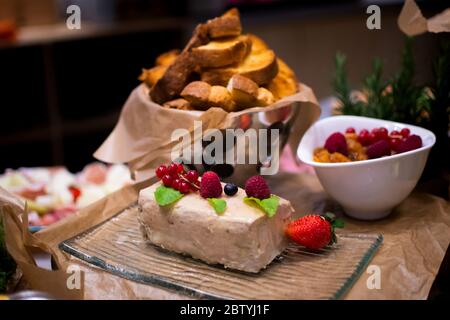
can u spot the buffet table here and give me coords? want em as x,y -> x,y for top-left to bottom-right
1,0 -> 449,301
44,172 -> 447,300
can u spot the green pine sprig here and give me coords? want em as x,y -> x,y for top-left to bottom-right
332,37 -> 435,126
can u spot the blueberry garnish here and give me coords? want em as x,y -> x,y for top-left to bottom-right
224,183 -> 238,196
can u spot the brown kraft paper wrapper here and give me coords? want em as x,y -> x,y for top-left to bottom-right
398,0 -> 450,36
94,83 -> 321,181
1,178 -> 154,299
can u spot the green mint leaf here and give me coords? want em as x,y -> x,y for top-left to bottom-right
243,195 -> 279,218
207,198 -> 227,214
154,185 -> 183,206
333,219 -> 345,229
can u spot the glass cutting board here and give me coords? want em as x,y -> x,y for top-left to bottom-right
59,205 -> 382,299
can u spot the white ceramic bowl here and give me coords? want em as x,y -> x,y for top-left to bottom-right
297,115 -> 436,220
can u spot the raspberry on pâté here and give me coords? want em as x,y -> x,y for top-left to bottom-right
245,175 -> 271,200
200,171 -> 222,198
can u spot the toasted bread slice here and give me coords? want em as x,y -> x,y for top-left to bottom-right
266,58 -> 298,100
200,68 -> 234,86
156,49 -> 179,66
238,49 -> 278,85
163,98 -> 193,110
181,81 -> 237,112
139,66 -> 167,88
247,34 -> 269,54
150,9 -> 244,104
277,57 -> 297,80
227,74 -> 259,108
140,50 -> 181,88
256,87 -> 275,106
150,51 -> 197,104
192,35 -> 251,68
180,81 -> 211,110
209,85 -> 236,112
207,8 -> 241,39
201,49 -> 278,86
227,75 -> 274,108
140,50 -> 180,88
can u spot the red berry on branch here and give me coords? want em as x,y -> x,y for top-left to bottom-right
177,163 -> 185,174
162,174 -> 173,187
179,182 -> 190,194
168,163 -> 179,176
190,182 -> 199,191
186,170 -> 199,182
155,165 -> 167,179
172,178 -> 181,191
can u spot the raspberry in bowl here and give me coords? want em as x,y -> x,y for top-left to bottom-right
297,116 -> 436,220
313,125 -> 423,163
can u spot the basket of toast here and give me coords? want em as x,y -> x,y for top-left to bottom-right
95,8 -> 320,183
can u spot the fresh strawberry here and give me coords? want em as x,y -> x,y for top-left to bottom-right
285,213 -> 344,250
245,175 -> 271,199
396,134 -> 422,153
324,132 -> 348,156
366,139 -> 391,159
200,171 -> 222,198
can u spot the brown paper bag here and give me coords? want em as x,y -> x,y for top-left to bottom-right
94,84 -> 320,181
0,177 -> 155,299
398,0 -> 450,36
0,187 -> 83,299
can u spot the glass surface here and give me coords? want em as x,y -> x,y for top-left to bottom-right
60,205 -> 383,299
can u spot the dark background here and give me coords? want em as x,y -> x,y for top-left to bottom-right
0,0 -> 448,172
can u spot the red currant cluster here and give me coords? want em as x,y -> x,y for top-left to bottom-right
348,126 -> 411,151
155,163 -> 200,194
